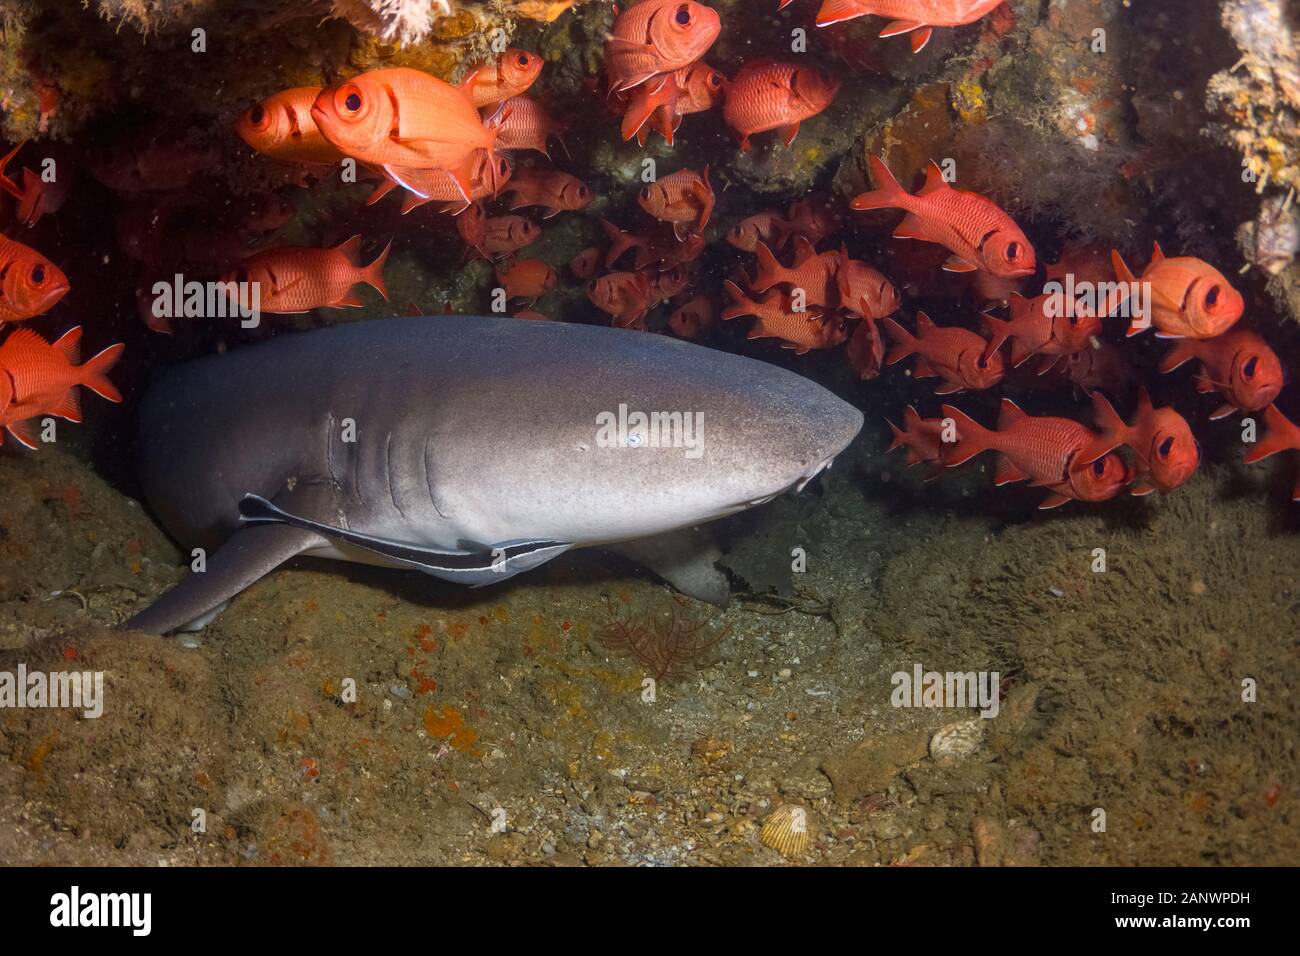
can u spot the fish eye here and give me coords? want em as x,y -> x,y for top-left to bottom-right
1006,241 -> 1021,261
579,185 -> 590,197
517,53 -> 530,67
1158,436 -> 1174,459
709,72 -> 723,87
336,85 -> 363,114
1092,459 -> 1107,478
30,264 -> 45,284
675,5 -> 692,25
248,105 -> 265,126
1068,313 -> 1079,327
1205,284 -> 1221,308
588,280 -> 599,293
1243,356 -> 1258,379
976,354 -> 988,369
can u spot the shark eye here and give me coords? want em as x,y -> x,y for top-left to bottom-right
675,4 -> 692,25
30,264 -> 45,285
1243,356 -> 1258,379
1158,436 -> 1174,459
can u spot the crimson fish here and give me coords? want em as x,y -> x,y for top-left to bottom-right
588,271 -> 653,329
502,169 -> 592,218
456,204 -> 489,259
236,87 -> 348,165
461,50 -> 545,108
845,316 -> 886,380
1242,404 -> 1300,502
0,234 -> 70,325
311,68 -> 502,202
90,135 -> 217,193
371,154 -> 512,215
1081,388 -> 1199,495
638,166 -> 714,239
852,155 -> 1036,278
978,290 -> 1101,370
835,249 -> 900,319
489,96 -> 567,158
482,215 -> 542,258
723,61 -> 841,151
1111,243 -> 1243,339
885,404 -> 947,470
223,236 -> 390,313
0,141 -> 72,228
727,211 -> 785,252
602,219 -> 652,268
1059,341 -> 1136,397
1158,327 -> 1285,419
880,312 -> 1005,394
795,0 -> 1007,52
570,247 -> 604,280
668,295 -> 716,340
644,264 -> 690,307
0,326 -> 123,448
753,237 -> 839,306
604,0 -> 722,93
721,280 -> 845,354
941,399 -> 1133,509
496,258 -> 558,304
776,195 -> 838,248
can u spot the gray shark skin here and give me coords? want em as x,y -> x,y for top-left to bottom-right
122,315 -> 862,634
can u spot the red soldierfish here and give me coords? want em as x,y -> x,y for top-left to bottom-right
835,248 -> 900,319
753,238 -> 839,306
721,280 -> 845,354
235,87 -> 349,166
1082,388 -> 1199,495
0,234 -> 70,326
942,399 -> 1133,509
638,166 -> 714,239
502,169 -> 593,218
881,311 -> 1005,394
488,96 -> 567,158
979,290 -> 1101,370
727,211 -> 786,252
0,326 -> 124,448
1111,242 -> 1244,339
852,155 -> 1036,279
885,404 -> 947,471
496,258 -> 558,303
588,271 -> 653,329
668,295 -> 717,340
461,49 -> 545,108
605,0 -> 723,93
224,236 -> 390,313
1158,327 -> 1285,419
723,61 -> 841,151
1241,404 -> 1300,502
802,0 -> 1007,53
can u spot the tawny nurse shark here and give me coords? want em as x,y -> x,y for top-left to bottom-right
122,316 -> 862,634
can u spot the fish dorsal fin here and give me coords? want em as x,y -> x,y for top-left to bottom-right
914,311 -> 936,335
333,234 -> 364,265
1,327 -> 54,362
920,161 -> 948,196
52,326 -> 82,364
792,234 -> 817,262
1150,241 -> 1166,267
997,398 -> 1026,430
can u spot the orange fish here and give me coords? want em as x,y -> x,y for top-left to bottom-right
0,141 -> 72,228
605,0 -> 723,93
648,233 -> 706,271
456,204 -> 490,259
1111,243 -> 1243,339
621,62 -> 727,146
721,279 -> 844,354
941,399 -> 1132,509
223,236 -> 390,313
845,315 -> 886,380
853,156 -> 1035,278
235,87 -> 349,165
979,290 -> 1102,370
0,234 -> 70,326
502,169 -> 592,218
1081,388 -> 1199,495
753,238 -> 839,307
482,215 -> 542,258
727,210 -> 785,252
797,0 -> 1007,52
370,153 -> 512,215
1241,404 -> 1300,502
488,96 -> 567,158
644,264 -> 690,307
1158,327 -> 1285,419
668,295 -> 716,340
835,249 -> 900,319
569,246 -> 604,280
601,219 -> 652,268
723,61 -> 841,151
461,50 -> 545,108
311,68 -> 501,202
638,166 -> 714,239
1058,341 -> 1135,397
588,271 -> 653,329
0,326 -> 123,448
777,195 -> 839,248
880,312 -> 1005,394
885,404 -> 947,470
496,258 -> 558,304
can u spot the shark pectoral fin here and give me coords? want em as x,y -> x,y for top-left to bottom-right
238,494 -> 571,587
608,526 -> 731,608
120,523 -> 323,635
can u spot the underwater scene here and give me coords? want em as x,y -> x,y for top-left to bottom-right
0,0 -> 1297,872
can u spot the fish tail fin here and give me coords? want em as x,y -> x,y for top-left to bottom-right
80,342 -> 126,403
880,315 -> 918,366
361,240 -> 392,301
1157,339 -> 1198,374
1081,389 -> 1131,463
720,279 -> 755,321
851,155 -> 908,212
978,311 -> 1013,361
752,242 -> 785,292
51,326 -> 82,364
938,404 -> 994,467
817,0 -> 870,27
1243,403 -> 1300,464
1110,249 -> 1149,337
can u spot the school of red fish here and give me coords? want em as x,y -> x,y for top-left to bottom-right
0,0 -> 1297,505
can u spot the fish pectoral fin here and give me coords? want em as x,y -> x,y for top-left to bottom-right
238,494 -> 570,587
120,523 -> 323,635
942,255 -> 978,273
878,19 -> 924,37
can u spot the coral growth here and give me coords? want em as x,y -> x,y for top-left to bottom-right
600,597 -> 729,682
331,0 -> 453,47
